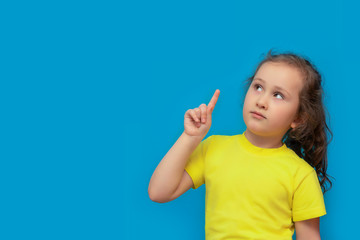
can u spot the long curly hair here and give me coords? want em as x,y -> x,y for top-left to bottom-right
244,49 -> 334,195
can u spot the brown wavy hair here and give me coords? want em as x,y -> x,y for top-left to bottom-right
244,49 -> 334,195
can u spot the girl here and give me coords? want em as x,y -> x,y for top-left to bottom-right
148,49 -> 333,240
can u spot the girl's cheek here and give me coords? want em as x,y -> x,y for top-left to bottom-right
272,100 -> 283,105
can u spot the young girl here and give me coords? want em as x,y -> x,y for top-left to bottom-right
148,49 -> 333,240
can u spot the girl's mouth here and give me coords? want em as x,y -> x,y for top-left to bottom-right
251,111 -> 266,119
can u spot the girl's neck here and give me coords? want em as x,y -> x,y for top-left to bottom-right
244,129 -> 284,149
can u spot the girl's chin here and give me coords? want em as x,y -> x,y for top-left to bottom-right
245,121 -> 267,133
245,127 -> 268,137
245,123 -> 278,137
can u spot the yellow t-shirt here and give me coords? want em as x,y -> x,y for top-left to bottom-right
184,132 -> 326,240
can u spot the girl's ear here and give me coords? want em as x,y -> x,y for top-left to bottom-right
290,119 -> 300,129
290,113 -> 305,129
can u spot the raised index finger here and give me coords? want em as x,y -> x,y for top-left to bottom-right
208,89 -> 220,111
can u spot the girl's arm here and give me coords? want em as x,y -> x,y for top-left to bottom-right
148,89 -> 220,203
148,132 -> 203,203
294,217 -> 321,240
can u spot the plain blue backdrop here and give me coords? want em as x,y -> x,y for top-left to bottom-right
1,0 -> 358,239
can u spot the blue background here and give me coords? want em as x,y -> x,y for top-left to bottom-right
1,0 -> 358,239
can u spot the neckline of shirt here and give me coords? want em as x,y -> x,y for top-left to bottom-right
237,131 -> 288,156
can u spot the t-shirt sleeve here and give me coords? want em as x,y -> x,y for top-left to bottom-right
184,135 -> 213,189
292,169 -> 327,222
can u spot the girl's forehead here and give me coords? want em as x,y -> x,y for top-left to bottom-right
258,61 -> 298,73
256,62 -> 303,81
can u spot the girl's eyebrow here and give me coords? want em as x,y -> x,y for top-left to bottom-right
253,77 -> 291,96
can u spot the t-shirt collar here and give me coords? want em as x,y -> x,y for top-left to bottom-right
238,131 -> 288,155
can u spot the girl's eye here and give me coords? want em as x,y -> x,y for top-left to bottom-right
253,83 -> 284,99
274,92 -> 284,100
254,84 -> 262,91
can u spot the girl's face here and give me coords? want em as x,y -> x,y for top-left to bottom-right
243,62 -> 304,138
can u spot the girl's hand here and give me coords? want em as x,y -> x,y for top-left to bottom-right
184,89 -> 220,138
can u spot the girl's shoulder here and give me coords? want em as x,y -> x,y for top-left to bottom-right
283,147 -> 315,172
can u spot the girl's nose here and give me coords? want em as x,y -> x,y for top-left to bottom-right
256,96 -> 268,110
